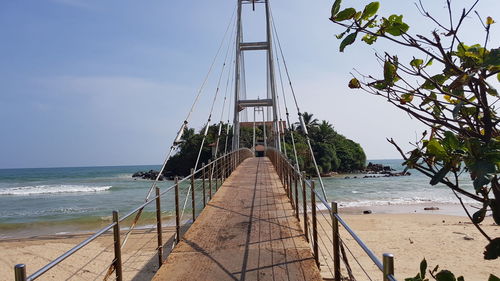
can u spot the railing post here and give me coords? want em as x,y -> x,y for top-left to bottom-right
14,264 -> 26,281
112,210 -> 123,281
217,159 -> 221,190
215,160 -> 219,191
331,202 -> 341,281
221,156 -> 225,182
208,161 -> 213,200
174,177 -> 180,244
225,155 -> 228,180
302,172 -> 309,242
294,170 -> 299,220
191,168 -> 196,222
383,253 -> 395,281
311,181 -> 319,268
288,164 -> 292,201
202,162 -> 206,208
155,187 -> 163,267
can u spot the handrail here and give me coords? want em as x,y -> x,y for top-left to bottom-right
265,148 -> 397,281
27,223 -> 116,281
14,147 -> 254,281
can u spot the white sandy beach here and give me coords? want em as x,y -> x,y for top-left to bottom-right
1,210 -> 498,281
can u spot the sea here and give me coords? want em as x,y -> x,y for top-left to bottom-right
0,160 -> 477,239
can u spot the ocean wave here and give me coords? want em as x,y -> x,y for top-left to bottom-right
0,185 -> 112,196
312,196 -> 476,210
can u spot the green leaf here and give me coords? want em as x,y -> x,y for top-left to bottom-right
386,22 -> 409,36
425,58 -> 434,67
419,258 -> 427,279
497,73 -> 500,82
430,165 -> 451,185
339,32 -> 357,52
361,34 -> 377,45
421,74 -> 447,90
361,2 -> 379,20
335,8 -> 356,21
421,92 -> 437,106
486,16 -> 495,25
331,0 -> 342,19
484,48 -> 500,66
442,131 -> 460,150
427,139 -> 447,159
384,60 -> 397,84
435,270 -> 456,281
400,93 -> 414,104
410,58 -> 424,68
348,78 -> 361,88
488,274 -> 500,281
383,15 -> 409,36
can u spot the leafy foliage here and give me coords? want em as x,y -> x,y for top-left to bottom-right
291,112 -> 366,174
330,0 -> 500,258
165,123 -> 232,176
405,259 -> 499,281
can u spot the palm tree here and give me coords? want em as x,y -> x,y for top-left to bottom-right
316,120 -> 336,142
296,112 -> 319,133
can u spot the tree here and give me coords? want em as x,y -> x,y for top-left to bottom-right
165,123 -> 232,176
297,112 -> 319,133
287,114 -> 366,173
330,0 -> 499,259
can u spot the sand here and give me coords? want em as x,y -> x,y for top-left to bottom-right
0,228 -> 176,281
315,213 -> 500,281
1,212 -> 498,281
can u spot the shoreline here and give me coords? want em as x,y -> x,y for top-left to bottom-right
1,212 -> 498,280
0,202 -> 481,240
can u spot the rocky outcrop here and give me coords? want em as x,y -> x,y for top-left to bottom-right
132,170 -> 164,181
359,162 -> 411,178
364,162 -> 395,173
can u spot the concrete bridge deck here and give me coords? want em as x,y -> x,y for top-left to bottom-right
152,157 -> 322,281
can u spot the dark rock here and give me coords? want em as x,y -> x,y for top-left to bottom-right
132,170 -> 165,181
424,207 -> 440,211
363,210 -> 372,214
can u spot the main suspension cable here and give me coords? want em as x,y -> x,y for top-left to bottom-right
181,12 -> 237,223
271,17 -> 299,169
270,7 -> 328,201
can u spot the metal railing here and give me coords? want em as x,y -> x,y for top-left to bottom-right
266,148 -> 397,281
14,148 -> 254,281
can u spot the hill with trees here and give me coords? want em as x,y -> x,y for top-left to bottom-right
159,112 -> 366,177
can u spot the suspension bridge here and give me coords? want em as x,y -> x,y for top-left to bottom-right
13,1 -> 397,281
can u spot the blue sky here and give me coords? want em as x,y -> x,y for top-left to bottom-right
0,0 -> 499,168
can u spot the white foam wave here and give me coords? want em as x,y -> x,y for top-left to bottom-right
0,185 -> 112,196
312,196 -> 476,210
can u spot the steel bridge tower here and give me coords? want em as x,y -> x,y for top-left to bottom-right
232,0 -> 281,152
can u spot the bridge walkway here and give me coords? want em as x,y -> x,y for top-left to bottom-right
152,157 -> 322,281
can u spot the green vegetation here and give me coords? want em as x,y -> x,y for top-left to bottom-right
164,112 -> 366,176
329,0 -> 499,261
405,259 -> 499,281
165,124 -> 232,176
287,112 -> 366,174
